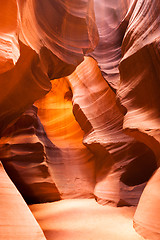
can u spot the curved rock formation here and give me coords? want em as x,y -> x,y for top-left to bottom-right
88,0 -> 138,90
0,0 -> 98,136
35,78 -> 95,199
67,56 -> 157,206
0,0 -> 159,239
17,0 -> 98,66
0,42 -> 52,136
118,0 -> 160,162
0,162 -> 46,239
0,0 -> 19,74
0,105 -> 60,204
134,168 -> 160,240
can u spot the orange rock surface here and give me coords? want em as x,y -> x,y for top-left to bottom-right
118,0 -> 160,161
67,56 -> 157,206
0,162 -> 46,239
0,0 -> 98,135
0,0 -> 160,239
0,0 -> 19,74
134,168 -> 160,240
0,105 -> 60,203
35,78 -> 95,199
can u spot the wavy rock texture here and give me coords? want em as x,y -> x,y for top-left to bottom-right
118,0 -> 160,161
116,1 -> 160,238
0,162 -> 46,240
88,0 -> 133,90
67,56 -> 157,206
0,42 -> 52,136
35,78 -> 95,199
134,168 -> 160,240
0,105 -> 60,204
17,0 -> 98,65
0,0 -> 98,135
0,0 -> 19,74
0,0 -> 159,239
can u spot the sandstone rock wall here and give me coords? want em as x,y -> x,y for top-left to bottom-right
0,105 -> 60,203
0,162 -> 46,239
35,78 -> 95,199
0,0 -> 160,239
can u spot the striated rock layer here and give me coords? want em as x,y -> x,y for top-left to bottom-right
117,0 -> 160,238
0,0 -> 98,135
0,0 -> 159,239
35,78 -> 96,199
118,0 -> 160,162
0,105 -> 60,204
89,0 -> 133,90
67,56 -> 157,206
0,0 -> 19,74
17,0 -> 98,66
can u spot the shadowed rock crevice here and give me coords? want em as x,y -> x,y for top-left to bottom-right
0,105 -> 61,204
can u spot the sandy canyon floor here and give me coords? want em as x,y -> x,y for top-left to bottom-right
30,199 -> 144,240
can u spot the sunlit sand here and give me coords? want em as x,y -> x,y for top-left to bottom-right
30,199 -> 144,240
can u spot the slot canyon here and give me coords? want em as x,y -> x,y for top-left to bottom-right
0,0 -> 160,239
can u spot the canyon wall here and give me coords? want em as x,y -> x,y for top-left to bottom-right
0,0 -> 160,239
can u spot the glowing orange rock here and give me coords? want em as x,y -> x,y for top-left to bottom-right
0,0 -> 98,135
35,78 -> 95,199
0,0 -> 19,74
0,1 -> 159,239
